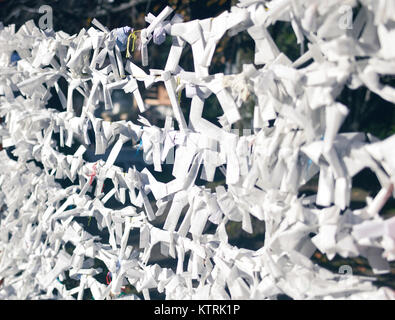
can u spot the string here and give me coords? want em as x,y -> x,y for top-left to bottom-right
106,271 -> 112,285
177,76 -> 182,106
88,162 -> 97,185
126,29 -> 141,59
136,126 -> 143,155
126,32 -> 133,58
136,137 -> 143,155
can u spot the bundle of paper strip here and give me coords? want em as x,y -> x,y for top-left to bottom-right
0,0 -> 394,300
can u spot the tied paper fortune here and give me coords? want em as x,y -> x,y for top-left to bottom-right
0,0 -> 395,300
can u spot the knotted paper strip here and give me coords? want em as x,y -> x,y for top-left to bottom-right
0,0 -> 395,300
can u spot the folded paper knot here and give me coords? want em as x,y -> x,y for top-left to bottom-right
115,26 -> 132,51
153,26 -> 167,45
1,1 -> 395,301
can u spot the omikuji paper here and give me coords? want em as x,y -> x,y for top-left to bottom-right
0,0 -> 395,300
